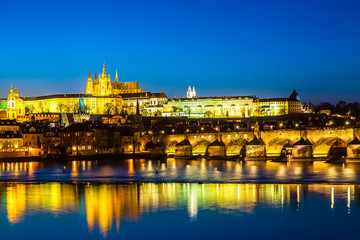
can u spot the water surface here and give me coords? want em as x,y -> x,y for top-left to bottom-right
0,159 -> 359,184
0,182 -> 359,239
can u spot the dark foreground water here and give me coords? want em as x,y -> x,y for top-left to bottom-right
0,158 -> 360,183
1,159 -> 360,239
0,182 -> 359,239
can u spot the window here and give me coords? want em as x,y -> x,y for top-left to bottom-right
87,146 -> 92,150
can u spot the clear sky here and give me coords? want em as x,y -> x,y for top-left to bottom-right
1,0 -> 360,103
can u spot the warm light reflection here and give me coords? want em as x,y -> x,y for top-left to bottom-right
6,184 -> 26,224
0,182 -> 358,236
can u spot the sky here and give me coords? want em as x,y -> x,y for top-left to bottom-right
0,0 -> 360,104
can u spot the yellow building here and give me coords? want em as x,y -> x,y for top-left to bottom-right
159,87 -> 301,118
253,98 -> 288,116
162,96 -> 254,118
6,85 -> 25,120
23,94 -> 123,115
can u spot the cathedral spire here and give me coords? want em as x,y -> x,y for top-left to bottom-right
115,69 -> 118,83
10,84 -> 13,93
88,69 -> 92,79
94,70 -> 98,84
103,61 -> 107,76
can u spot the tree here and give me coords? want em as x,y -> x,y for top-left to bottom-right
154,110 -> 162,117
25,105 -> 35,115
38,101 -> 45,113
184,106 -> 191,117
57,103 -> 66,113
171,106 -> 177,117
104,103 -> 115,115
205,110 -> 212,118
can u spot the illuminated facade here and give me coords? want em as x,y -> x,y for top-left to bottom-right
160,88 -> 303,118
6,85 -> 25,120
23,94 -> 123,115
86,62 -> 142,96
0,63 -> 303,120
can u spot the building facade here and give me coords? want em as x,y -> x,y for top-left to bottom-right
1,63 -> 304,120
159,88 -> 303,118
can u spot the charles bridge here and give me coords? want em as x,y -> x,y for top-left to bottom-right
148,127 -> 360,161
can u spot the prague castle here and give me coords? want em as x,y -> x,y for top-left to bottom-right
0,62 -> 305,121
86,62 -> 142,96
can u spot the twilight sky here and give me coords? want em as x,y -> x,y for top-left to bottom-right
0,0 -> 360,103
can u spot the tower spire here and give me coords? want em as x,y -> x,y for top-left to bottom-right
103,61 -> 107,76
10,84 -> 13,93
88,69 -> 92,79
115,69 -> 118,83
14,85 -> 19,96
94,70 -> 98,84
187,85 -> 192,98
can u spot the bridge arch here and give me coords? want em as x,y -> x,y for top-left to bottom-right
266,138 -> 293,157
226,139 -> 247,156
312,137 -> 347,158
166,140 -> 178,155
192,139 -> 211,155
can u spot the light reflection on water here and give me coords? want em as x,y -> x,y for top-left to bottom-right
0,182 -> 359,239
0,159 -> 360,183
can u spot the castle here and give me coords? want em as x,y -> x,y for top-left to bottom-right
0,62 -> 305,120
86,62 -> 142,96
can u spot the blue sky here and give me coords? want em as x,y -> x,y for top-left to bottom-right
1,0 -> 360,103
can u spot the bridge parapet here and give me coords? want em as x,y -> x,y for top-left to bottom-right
156,127 -> 359,159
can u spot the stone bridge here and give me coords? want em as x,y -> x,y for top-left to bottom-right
152,127 -> 360,160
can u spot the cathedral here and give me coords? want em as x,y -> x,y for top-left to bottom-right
86,62 -> 142,96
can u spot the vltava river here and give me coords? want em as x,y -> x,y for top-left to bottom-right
0,158 -> 359,183
0,182 -> 359,239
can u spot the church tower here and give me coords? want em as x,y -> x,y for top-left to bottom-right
99,61 -> 111,96
187,85 -> 192,98
7,84 -> 25,120
192,86 -> 196,98
86,69 -> 93,95
187,85 -> 196,98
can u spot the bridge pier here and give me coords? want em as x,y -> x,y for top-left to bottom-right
292,137 -> 313,161
347,137 -> 360,162
175,139 -> 192,158
206,139 -> 226,159
245,137 -> 266,161
151,142 -> 166,156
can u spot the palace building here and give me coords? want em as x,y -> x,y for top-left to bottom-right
158,88 -> 303,118
0,62 -> 304,121
0,62 -> 167,120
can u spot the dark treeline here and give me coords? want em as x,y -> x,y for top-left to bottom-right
306,101 -> 360,117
